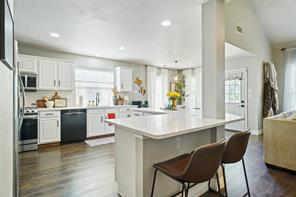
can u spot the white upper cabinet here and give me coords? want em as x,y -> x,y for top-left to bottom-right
18,55 -> 38,74
58,61 -> 73,90
116,67 -> 133,92
33,56 -> 74,90
38,59 -> 58,90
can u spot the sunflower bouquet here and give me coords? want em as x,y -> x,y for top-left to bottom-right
167,91 -> 180,110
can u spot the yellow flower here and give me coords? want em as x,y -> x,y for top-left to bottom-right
167,91 -> 180,98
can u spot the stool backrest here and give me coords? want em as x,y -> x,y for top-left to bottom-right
180,140 -> 226,183
222,130 -> 251,164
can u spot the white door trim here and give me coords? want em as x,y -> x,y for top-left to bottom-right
225,68 -> 248,131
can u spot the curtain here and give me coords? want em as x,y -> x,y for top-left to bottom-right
283,48 -> 296,111
161,68 -> 169,107
147,66 -> 169,109
182,67 -> 202,109
147,66 -> 157,108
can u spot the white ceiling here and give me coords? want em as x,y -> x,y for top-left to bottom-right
251,0 -> 296,47
15,0 -> 251,69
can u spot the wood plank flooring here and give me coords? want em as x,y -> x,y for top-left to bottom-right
19,132 -> 296,197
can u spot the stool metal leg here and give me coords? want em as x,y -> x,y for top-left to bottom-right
216,172 -> 221,193
221,164 -> 228,197
150,169 -> 158,197
242,158 -> 251,197
185,183 -> 189,197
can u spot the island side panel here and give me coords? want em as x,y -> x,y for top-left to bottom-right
115,127 -> 144,197
142,128 -> 218,196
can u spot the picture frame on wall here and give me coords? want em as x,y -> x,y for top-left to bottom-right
0,0 -> 14,70
170,82 -> 176,91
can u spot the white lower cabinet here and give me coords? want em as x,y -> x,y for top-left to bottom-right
87,109 -> 105,137
104,108 -> 119,134
38,111 -> 61,144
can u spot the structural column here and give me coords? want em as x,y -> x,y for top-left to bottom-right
202,0 -> 225,120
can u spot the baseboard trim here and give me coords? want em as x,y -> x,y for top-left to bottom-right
38,142 -> 60,149
250,129 -> 262,136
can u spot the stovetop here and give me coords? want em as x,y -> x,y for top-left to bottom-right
23,107 -> 38,115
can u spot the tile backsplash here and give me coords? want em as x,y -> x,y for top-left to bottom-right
25,90 -> 75,107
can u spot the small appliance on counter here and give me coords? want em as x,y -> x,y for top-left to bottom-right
19,107 -> 38,152
132,101 -> 142,108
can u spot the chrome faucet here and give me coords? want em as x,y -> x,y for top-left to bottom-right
96,92 -> 100,106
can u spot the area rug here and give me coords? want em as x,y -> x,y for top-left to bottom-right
85,136 -> 115,147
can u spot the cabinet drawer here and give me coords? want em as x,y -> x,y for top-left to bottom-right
120,112 -> 132,118
87,109 -> 104,115
39,111 -> 60,118
104,108 -> 119,115
132,112 -> 144,117
119,107 -> 134,113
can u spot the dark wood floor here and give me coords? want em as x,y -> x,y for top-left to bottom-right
19,132 -> 296,197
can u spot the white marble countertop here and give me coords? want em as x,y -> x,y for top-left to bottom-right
106,112 -> 243,139
37,105 -> 137,111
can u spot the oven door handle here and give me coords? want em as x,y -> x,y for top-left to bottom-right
23,115 -> 38,120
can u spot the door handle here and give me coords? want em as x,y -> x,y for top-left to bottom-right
54,80 -> 56,86
57,120 -> 59,127
101,116 -> 104,123
59,80 -> 61,86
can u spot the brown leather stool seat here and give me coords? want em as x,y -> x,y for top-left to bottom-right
151,140 -> 226,197
153,153 -> 191,181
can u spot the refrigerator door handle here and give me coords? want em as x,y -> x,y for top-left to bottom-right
18,63 -> 26,129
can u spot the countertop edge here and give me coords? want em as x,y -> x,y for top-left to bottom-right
106,115 -> 244,140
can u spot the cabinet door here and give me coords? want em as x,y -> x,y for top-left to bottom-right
18,55 -> 38,73
39,117 -> 60,144
117,67 -> 133,92
58,62 -> 73,90
87,115 -> 105,137
119,112 -> 132,118
38,59 -> 58,90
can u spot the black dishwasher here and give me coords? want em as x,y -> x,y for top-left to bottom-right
61,109 -> 87,144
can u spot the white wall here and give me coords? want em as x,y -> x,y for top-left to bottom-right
0,63 -> 14,197
225,0 -> 272,61
224,0 -> 273,134
18,43 -> 148,106
226,56 -> 263,134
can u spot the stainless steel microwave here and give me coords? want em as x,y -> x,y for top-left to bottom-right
21,73 -> 37,91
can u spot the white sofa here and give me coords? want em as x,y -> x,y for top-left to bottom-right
263,110 -> 296,171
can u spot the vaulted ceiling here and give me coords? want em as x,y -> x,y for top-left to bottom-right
251,0 -> 296,48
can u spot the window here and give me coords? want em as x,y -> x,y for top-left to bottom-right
75,68 -> 114,106
225,78 -> 241,103
147,66 -> 168,109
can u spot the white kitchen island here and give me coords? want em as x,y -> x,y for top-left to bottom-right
106,110 -> 242,197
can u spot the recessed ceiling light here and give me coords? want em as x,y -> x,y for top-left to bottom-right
161,20 -> 171,27
118,46 -> 125,51
49,32 -> 60,38
95,54 -> 101,57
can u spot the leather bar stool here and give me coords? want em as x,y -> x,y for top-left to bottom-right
150,140 -> 226,197
219,130 -> 251,197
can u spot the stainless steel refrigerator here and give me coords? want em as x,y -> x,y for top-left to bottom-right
0,0 -> 19,196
